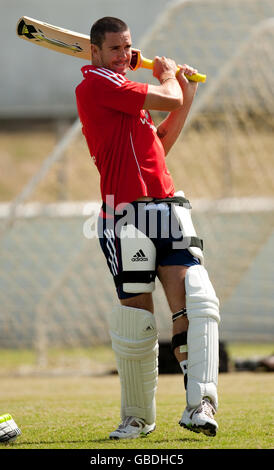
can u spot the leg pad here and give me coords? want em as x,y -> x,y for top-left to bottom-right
109,305 -> 158,425
185,265 -> 220,410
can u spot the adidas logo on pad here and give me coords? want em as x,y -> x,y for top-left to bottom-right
131,249 -> 148,262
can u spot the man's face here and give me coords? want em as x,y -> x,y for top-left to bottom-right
91,30 -> 132,75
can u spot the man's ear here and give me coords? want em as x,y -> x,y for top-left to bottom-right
90,43 -> 100,63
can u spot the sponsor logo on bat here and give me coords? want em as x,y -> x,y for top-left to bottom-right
18,20 -> 83,54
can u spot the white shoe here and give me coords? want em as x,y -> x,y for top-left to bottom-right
179,398 -> 218,437
109,416 -> 156,440
0,414 -> 21,443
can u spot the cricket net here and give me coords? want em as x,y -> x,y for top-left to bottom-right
0,0 -> 274,369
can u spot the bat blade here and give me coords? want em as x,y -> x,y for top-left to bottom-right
17,16 -> 91,59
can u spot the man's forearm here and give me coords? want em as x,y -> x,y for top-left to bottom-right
157,80 -> 198,156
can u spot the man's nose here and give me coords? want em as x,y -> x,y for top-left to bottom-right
120,49 -> 127,58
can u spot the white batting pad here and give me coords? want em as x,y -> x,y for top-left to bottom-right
185,265 -> 220,410
109,305 -> 158,425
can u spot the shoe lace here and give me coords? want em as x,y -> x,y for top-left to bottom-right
118,416 -> 144,430
202,399 -> 215,418
117,417 -> 131,430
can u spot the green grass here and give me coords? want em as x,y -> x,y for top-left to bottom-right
227,342 -> 274,359
0,373 -> 273,449
0,345 -> 273,449
0,343 -> 273,375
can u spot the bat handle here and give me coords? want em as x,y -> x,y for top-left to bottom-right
141,57 -> 206,83
183,71 -> 207,83
141,57 -> 154,70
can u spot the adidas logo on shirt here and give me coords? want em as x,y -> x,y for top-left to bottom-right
131,249 -> 148,262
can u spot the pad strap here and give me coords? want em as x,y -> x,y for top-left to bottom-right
114,270 -> 155,288
171,332 -> 188,355
172,308 -> 187,322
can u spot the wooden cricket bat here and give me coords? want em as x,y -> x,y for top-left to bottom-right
16,16 -> 206,83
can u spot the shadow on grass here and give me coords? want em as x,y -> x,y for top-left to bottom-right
13,435 -> 200,448
11,438 -> 110,446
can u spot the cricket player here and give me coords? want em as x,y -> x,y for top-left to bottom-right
76,17 -> 220,439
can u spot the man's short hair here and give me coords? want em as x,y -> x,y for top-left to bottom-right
90,17 -> 129,48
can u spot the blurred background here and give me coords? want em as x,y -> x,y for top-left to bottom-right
0,0 -> 273,373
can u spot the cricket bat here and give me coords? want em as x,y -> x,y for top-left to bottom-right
16,16 -> 206,83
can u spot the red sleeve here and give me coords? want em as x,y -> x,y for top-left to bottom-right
91,73 -> 148,116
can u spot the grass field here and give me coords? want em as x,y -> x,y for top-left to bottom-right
0,344 -> 273,450
0,373 -> 273,450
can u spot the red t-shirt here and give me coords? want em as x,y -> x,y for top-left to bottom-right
75,65 -> 175,207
